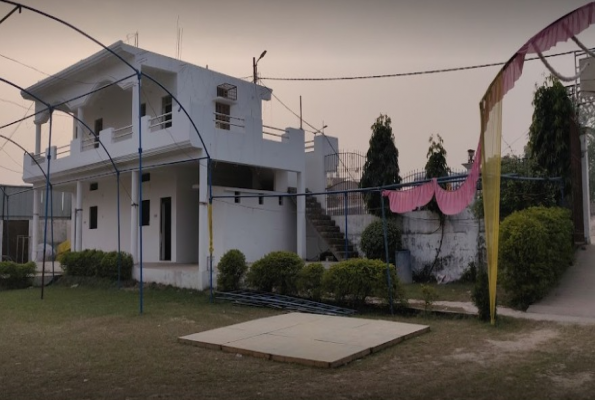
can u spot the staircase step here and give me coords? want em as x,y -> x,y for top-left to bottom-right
320,231 -> 344,240
309,218 -> 335,226
315,225 -> 340,233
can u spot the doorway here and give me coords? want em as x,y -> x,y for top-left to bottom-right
160,197 -> 172,261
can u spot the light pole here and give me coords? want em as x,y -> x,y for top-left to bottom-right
253,50 -> 267,84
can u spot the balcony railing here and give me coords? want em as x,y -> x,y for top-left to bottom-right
149,112 -> 173,131
56,144 -> 70,159
30,152 -> 45,165
82,136 -> 98,151
214,112 -> 245,131
113,124 -> 132,141
262,125 -> 287,142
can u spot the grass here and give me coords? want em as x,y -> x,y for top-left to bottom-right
404,282 -> 474,302
2,282 -> 595,399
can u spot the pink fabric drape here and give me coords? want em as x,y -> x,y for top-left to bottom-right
382,142 -> 482,215
433,144 -> 482,216
382,179 -> 434,214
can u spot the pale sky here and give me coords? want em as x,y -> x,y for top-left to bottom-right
0,0 -> 594,185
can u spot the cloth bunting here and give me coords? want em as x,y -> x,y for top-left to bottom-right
382,141 -> 482,215
382,179 -> 435,214
433,142 -> 482,215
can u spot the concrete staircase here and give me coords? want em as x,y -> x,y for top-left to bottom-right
305,194 -> 359,261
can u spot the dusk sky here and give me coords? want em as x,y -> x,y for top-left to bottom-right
1,0 -> 594,185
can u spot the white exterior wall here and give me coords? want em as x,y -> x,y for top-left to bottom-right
83,85 -> 132,135
81,176 -> 132,255
211,186 -> 296,264
331,208 -> 484,283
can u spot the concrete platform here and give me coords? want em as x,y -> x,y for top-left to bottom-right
179,312 -> 429,368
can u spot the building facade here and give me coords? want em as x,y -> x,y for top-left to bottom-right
20,41 -> 338,289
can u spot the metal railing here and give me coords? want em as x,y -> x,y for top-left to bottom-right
113,124 -> 133,140
262,124 -> 286,141
213,112 -> 245,130
82,136 -> 98,151
305,139 -> 314,151
149,112 -> 173,131
56,144 -> 70,158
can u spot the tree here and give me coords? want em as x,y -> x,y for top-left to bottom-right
472,154 -> 559,220
360,115 -> 400,218
424,134 -> 450,216
527,76 -> 575,196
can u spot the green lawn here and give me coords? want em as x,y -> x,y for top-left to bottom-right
404,282 -> 474,302
1,282 -> 595,400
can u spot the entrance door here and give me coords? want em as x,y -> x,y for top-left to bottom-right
160,197 -> 172,261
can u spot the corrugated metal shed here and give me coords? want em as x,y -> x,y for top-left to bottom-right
0,185 -> 71,219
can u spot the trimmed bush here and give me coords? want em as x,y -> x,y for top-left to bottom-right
521,207 -> 573,278
0,261 -> 36,289
217,249 -> 247,292
97,251 -> 134,280
56,240 -> 71,263
247,251 -> 304,295
61,250 -> 133,281
297,263 -> 325,301
322,258 -> 406,308
360,219 -> 402,264
499,210 -> 554,310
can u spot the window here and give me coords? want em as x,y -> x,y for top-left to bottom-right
215,102 -> 231,130
90,182 -> 98,191
162,96 -> 172,128
140,103 -> 147,117
258,194 -> 264,205
278,196 -> 283,206
234,191 -> 240,204
89,206 -> 98,229
141,199 -> 150,226
93,118 -> 103,148
141,173 -> 151,182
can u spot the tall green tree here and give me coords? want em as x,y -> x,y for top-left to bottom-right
360,115 -> 400,218
424,134 -> 450,216
527,76 -> 576,196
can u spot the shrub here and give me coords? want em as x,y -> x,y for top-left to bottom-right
56,240 -> 71,263
499,210 -> 553,309
322,258 -> 406,308
217,249 -> 247,292
360,219 -> 402,264
521,207 -> 573,278
297,263 -> 325,301
97,251 -> 134,280
420,284 -> 438,313
61,249 -> 132,281
0,261 -> 36,289
471,267 -> 493,322
247,251 -> 304,295
459,262 -> 477,283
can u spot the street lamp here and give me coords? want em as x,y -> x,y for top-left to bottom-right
253,50 -> 267,84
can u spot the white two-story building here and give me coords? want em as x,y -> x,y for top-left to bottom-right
20,41 -> 339,289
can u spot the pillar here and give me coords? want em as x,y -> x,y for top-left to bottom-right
76,108 -> 84,139
296,171 -> 306,258
130,171 -> 139,263
197,161 -> 210,289
75,181 -> 83,252
34,123 -> 41,156
132,82 -> 140,137
31,189 -> 40,261
581,134 -> 591,244
70,193 -> 76,250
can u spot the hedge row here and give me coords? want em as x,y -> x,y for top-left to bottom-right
60,250 -> 133,281
0,261 -> 36,289
217,249 -> 407,308
499,206 -> 573,310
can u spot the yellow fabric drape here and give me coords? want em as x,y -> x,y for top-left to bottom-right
480,74 -> 503,325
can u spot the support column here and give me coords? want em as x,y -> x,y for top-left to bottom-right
75,182 -> 83,252
197,161 -> 210,289
31,189 -> 40,261
130,171 -> 139,263
34,123 -> 41,155
132,82 -> 140,137
70,193 -> 76,248
581,134 -> 591,244
296,171 -> 306,258
76,108 -> 84,140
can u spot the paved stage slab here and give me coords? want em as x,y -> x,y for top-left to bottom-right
179,312 -> 429,368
